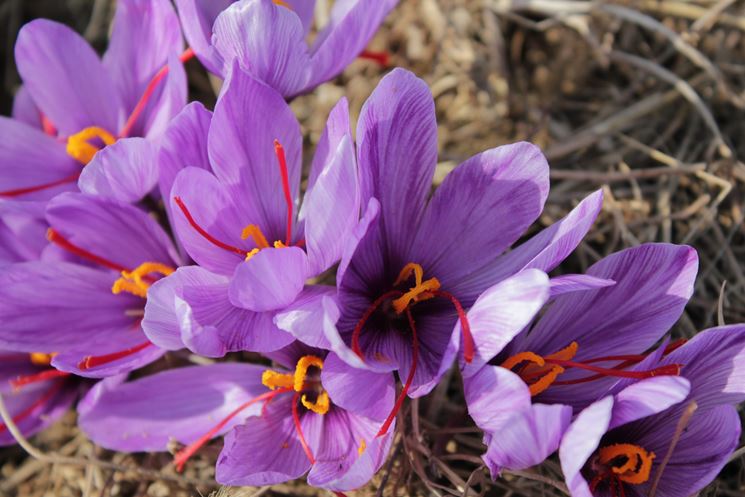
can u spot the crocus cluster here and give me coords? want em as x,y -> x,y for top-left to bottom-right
1,1 -> 743,496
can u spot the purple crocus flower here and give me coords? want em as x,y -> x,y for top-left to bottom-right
0,351 -> 79,446
142,64 -> 358,356
79,341 -> 395,491
304,68 -> 603,434
1,0 -> 187,202
176,0 -> 397,97
560,324 -> 745,497
462,243 -> 697,477
0,192 -> 182,377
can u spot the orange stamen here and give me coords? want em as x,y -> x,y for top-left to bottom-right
598,444 -> 656,485
292,391 -> 316,464
0,172 -> 81,198
376,307 -> 418,438
273,139 -> 294,247
173,196 -> 248,258
391,263 -> 440,314
77,341 -> 153,370
119,48 -> 196,138
112,262 -> 174,298
240,224 -> 271,249
66,126 -> 117,164
174,387 -> 291,471
10,369 -> 71,389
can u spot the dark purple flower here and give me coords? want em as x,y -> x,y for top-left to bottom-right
80,341 -> 395,491
560,324 -> 745,497
0,193 -> 182,377
1,0 -> 187,202
176,0 -> 397,97
463,243 -> 697,476
143,65 -> 359,356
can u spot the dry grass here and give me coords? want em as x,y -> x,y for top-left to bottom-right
1,0 -> 744,495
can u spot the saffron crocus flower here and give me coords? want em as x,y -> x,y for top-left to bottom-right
79,341 -> 395,491
311,68 -> 604,428
176,0 -> 397,97
1,0 -> 187,202
0,192 -> 182,377
0,351 -> 78,446
560,324 -> 745,497
143,64 -> 358,356
462,243 -> 697,477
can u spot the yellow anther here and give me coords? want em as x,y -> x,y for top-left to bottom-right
245,248 -> 260,261
545,341 -> 578,362
501,351 -> 545,371
501,351 -> 565,396
358,439 -> 367,456
301,391 -> 330,415
111,262 -> 174,298
29,352 -> 56,366
241,224 -> 270,249
293,355 -> 324,392
598,444 -> 656,485
391,262 -> 441,314
273,0 -> 291,8
262,370 -> 294,390
66,126 -> 116,165
273,240 -> 287,249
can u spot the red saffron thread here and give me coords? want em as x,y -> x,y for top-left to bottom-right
292,391 -> 316,464
273,140 -> 294,247
119,48 -> 196,138
11,369 -> 71,389
359,49 -> 390,66
433,290 -> 474,363
173,196 -> 247,257
174,387 -> 291,471
351,290 -> 403,359
47,228 -> 129,273
0,381 -> 65,433
41,114 -> 57,136
77,341 -> 153,370
545,358 -> 681,380
0,172 -> 81,198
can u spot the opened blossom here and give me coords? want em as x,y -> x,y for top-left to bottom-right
561,324 -> 745,497
176,0 -> 397,97
1,0 -> 187,202
0,193 -> 182,377
463,243 -> 697,477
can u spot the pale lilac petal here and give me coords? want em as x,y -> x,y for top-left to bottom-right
459,269 -> 550,378
229,247 -> 309,312
309,0 -> 398,89
0,199 -> 48,265
322,353 -> 395,421
302,135 -> 359,275
213,0 -> 311,96
559,397 -> 614,497
608,376 -> 690,429
414,142 -> 550,295
285,0 -> 316,34
103,0 -> 183,117
174,0 -> 233,74
0,117 -> 79,200
15,20 -> 122,135
78,363 -> 267,451
312,431 -> 393,491
78,138 -> 158,203
308,97 -> 351,189
275,285 -> 336,349
337,197 -> 381,286
357,68 -> 437,257
549,274 -> 615,298
483,403 -> 571,476
208,64 -> 302,240
463,366 -> 531,434
138,54 -> 188,138
11,86 -> 41,128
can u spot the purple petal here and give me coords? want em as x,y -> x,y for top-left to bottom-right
11,86 -> 41,128
311,431 -> 393,491
103,0 -> 182,125
302,135 -> 359,275
459,269 -> 550,378
173,0 -> 233,74
308,97 -> 351,189
284,0 -> 316,34
483,403 -> 571,476
357,68 -> 437,258
78,363 -> 267,451
0,117 -> 79,200
608,376 -> 690,429
322,352 -> 395,421
213,0 -> 312,96
309,0 -> 398,90
0,199 -> 48,265
559,397 -> 614,497
216,394 -> 311,485
463,365 -> 531,434
78,138 -> 158,203
229,247 -> 309,312
548,274 -> 616,298
138,54 -> 188,138
46,193 -> 180,271
208,63 -> 302,241
15,20 -> 122,136
413,142 -> 550,294
275,285 -> 336,349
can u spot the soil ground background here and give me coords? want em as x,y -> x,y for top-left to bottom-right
1,0 -> 744,496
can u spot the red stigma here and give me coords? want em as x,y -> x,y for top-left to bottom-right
351,290 -> 403,360
41,114 -> 57,136
358,49 -> 390,67
173,196 -> 248,257
119,48 -> 196,138
0,172 -> 81,198
273,139 -> 294,247
376,307 -> 419,438
47,228 -> 129,273
292,391 -> 316,464
544,358 -> 682,382
174,387 -> 290,472
77,341 -> 153,370
10,369 -> 71,389
0,381 -> 65,434
433,290 -> 474,363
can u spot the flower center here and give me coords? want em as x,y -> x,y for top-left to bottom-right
501,341 -> 684,396
590,444 -> 656,496
65,126 -> 117,165
29,352 -> 56,366
111,262 -> 175,298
